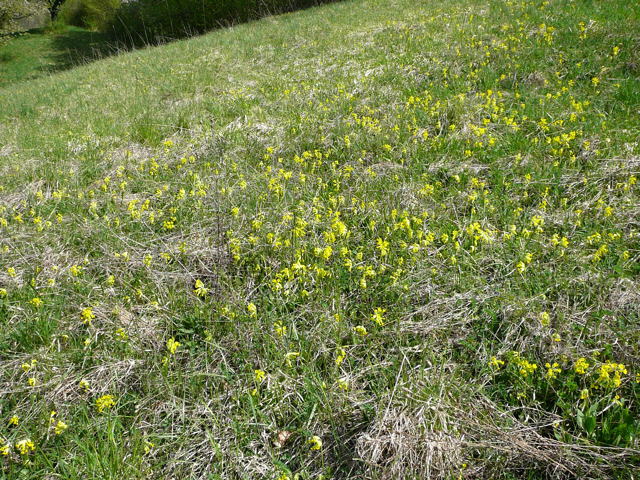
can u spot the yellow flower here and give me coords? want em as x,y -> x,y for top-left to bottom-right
79,379 -> 90,392
30,297 -> 43,307
353,325 -> 368,336
254,369 -> 266,382
166,337 -> 181,355
144,440 -> 155,454
539,311 -> 551,326
337,377 -> 349,391
489,356 -> 505,369
28,377 -> 37,387
274,321 -> 287,337
376,238 -> 390,257
545,362 -> 561,380
69,265 -> 83,277
162,220 -> 175,230
317,245 -> 332,260
114,328 -> 128,341
15,439 -> 35,455
247,302 -> 257,317
335,347 -> 346,366
8,415 -> 19,426
596,361 -> 627,388
512,353 -> 537,377
308,435 -> 322,451
21,359 -> 36,372
580,388 -> 589,400
54,420 -> 68,435
95,394 -> 116,413
574,357 -> 589,374
284,352 -> 300,367
81,307 -> 95,325
194,279 -> 209,297
371,307 -> 386,326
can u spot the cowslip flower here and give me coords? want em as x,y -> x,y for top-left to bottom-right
95,394 -> 115,413
574,357 -> 589,374
335,347 -> 346,366
81,307 -> 95,325
30,297 -> 43,307
489,356 -> 505,369
539,311 -> 551,326
273,322 -> 287,337
337,377 -> 349,391
194,279 -> 209,297
376,238 -> 390,256
70,265 -> 83,277
15,439 -> 35,455
353,325 -> 368,336
308,435 -> 322,450
597,361 -> 627,388
166,337 -> 181,355
284,352 -> 300,367
54,420 -> 68,435
21,359 -> 36,372
371,307 -> 386,326
144,440 -> 155,454
545,362 -> 561,380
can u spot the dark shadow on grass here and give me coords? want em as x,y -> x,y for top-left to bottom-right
39,26 -> 120,74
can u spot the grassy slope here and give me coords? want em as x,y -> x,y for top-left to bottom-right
0,26 -> 110,87
0,0 -> 639,478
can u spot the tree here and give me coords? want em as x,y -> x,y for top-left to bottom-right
45,0 -> 66,20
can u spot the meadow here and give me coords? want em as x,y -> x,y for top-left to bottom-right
0,25 -> 110,86
0,0 -> 639,478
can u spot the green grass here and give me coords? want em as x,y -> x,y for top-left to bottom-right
0,0 -> 639,478
0,25 -> 111,86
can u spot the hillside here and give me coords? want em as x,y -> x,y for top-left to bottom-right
0,0 -> 639,478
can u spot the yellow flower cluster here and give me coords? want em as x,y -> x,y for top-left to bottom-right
95,394 -> 116,413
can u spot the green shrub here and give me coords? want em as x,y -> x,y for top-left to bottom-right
60,0 -> 120,31
105,0 -> 338,46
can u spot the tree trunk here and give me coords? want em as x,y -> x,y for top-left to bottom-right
49,0 -> 65,21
